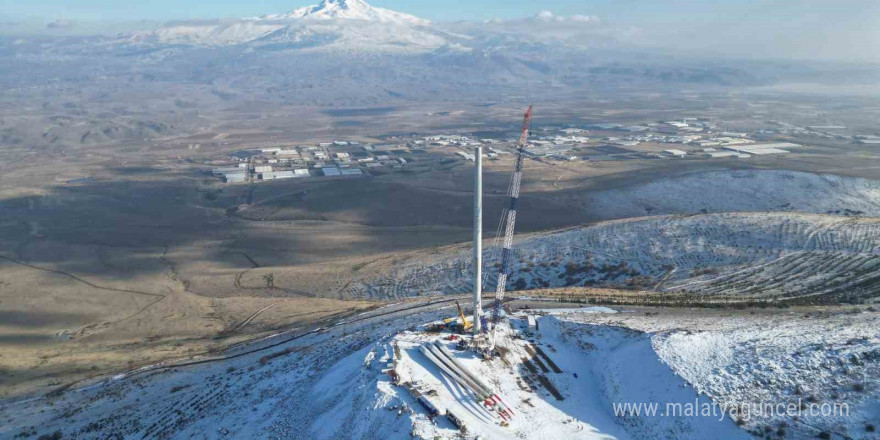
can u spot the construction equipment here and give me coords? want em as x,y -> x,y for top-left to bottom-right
491,105 -> 533,324
438,301 -> 473,334
446,409 -> 467,433
417,395 -> 443,418
424,322 -> 447,333
456,301 -> 472,331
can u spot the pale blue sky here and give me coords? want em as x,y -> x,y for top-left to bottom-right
15,0 -> 604,21
0,0 -> 871,24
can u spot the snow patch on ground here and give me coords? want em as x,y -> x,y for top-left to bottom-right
346,212 -> 880,303
589,170 -> 880,220
564,308 -> 880,439
529,306 -> 619,315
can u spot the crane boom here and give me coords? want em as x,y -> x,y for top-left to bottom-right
492,105 -> 532,323
456,301 -> 472,330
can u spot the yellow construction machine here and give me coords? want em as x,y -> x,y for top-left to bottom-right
456,301 -> 473,332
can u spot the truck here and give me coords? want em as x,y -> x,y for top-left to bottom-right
446,409 -> 467,433
417,396 -> 444,418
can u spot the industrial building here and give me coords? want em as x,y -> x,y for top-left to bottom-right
224,172 -> 247,183
212,167 -> 242,175
260,171 -> 297,181
214,138 -> 387,185
856,136 -> 880,145
587,123 -> 621,130
704,149 -> 750,158
723,142 -> 801,155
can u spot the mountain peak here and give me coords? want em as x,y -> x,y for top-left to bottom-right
262,0 -> 429,25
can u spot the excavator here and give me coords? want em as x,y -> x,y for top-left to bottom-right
456,301 -> 473,332
441,301 -> 472,333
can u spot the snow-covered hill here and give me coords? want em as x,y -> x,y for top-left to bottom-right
344,212 -> 880,303
588,170 -> 880,221
2,302 -> 872,440
561,309 -> 879,440
247,171 -> 880,303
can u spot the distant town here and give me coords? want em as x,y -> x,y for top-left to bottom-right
202,115 -> 878,184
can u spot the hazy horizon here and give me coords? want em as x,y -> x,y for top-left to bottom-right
1,0 -> 878,63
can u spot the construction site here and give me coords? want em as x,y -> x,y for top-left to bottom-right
333,106 -> 865,440
384,310 -> 573,438
6,0 -> 880,436
377,107 -> 608,437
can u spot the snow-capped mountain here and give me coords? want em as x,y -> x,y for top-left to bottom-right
126,0 -> 444,52
262,0 -> 429,26
129,21 -> 286,46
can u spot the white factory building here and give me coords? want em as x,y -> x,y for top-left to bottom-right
703,148 -> 751,158
722,142 -> 801,155
224,172 -> 247,183
260,171 -> 297,181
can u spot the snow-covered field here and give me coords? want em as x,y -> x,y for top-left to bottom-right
2,304 -> 873,440
588,170 -> 880,221
0,301 -> 456,440
385,318 -> 749,440
345,212 -> 880,304
560,307 -> 879,440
